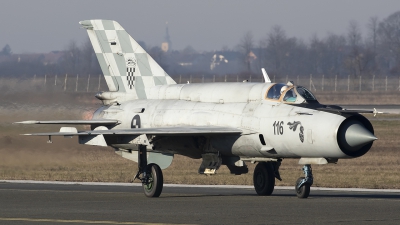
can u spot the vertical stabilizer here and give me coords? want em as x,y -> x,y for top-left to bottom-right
80,20 -> 176,99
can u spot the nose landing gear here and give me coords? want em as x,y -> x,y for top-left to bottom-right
295,164 -> 313,198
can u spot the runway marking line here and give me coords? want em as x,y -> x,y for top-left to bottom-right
0,217 -> 189,225
0,188 -> 133,195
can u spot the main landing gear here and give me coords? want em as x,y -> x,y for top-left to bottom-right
295,164 -> 313,199
253,161 -> 314,198
253,161 -> 281,196
134,145 -> 164,197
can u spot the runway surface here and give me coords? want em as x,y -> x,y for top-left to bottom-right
1,181 -> 400,224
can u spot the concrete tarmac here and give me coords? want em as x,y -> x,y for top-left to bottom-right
1,182 -> 400,224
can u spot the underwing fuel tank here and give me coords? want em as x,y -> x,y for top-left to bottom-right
337,115 -> 377,157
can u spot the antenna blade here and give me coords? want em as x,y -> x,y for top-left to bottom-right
261,68 -> 271,83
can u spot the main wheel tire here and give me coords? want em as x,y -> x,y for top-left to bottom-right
295,177 -> 310,199
253,162 -> 275,196
142,163 -> 163,197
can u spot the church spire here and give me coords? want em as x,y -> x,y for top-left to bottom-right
161,21 -> 172,52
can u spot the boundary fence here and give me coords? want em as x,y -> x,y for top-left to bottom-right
1,74 -> 399,93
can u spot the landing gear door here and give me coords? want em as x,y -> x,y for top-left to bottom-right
148,152 -> 174,169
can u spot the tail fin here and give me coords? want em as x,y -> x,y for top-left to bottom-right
79,20 -> 176,99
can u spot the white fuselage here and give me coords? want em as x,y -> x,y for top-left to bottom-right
94,82 -> 359,159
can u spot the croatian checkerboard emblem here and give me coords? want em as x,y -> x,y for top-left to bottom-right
126,58 -> 136,89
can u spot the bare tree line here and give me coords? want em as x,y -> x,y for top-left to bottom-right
239,11 -> 400,78
1,11 -> 400,80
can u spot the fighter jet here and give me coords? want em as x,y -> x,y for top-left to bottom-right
16,20 -> 378,198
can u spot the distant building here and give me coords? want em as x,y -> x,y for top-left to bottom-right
0,51 -> 64,65
248,51 -> 257,61
161,42 -> 169,53
161,22 -> 172,52
210,54 -> 228,70
209,51 -> 242,74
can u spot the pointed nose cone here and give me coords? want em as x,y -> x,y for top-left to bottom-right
345,122 -> 377,149
338,119 -> 377,156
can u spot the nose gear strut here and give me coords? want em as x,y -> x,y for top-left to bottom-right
295,164 -> 313,198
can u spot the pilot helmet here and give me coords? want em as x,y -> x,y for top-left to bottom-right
280,85 -> 288,94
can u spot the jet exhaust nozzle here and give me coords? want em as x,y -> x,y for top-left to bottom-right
337,116 -> 376,157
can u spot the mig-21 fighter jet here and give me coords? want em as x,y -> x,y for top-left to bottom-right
17,20 -> 378,198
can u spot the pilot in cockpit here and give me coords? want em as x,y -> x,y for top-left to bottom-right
267,83 -> 287,100
267,81 -> 317,104
280,85 -> 288,95
267,81 -> 298,102
283,87 -> 297,102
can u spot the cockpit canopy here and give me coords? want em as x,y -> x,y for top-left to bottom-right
266,83 -> 317,104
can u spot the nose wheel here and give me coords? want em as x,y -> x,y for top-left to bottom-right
295,164 -> 313,198
295,177 -> 310,198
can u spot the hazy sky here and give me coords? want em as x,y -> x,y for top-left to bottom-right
1,0 -> 399,53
